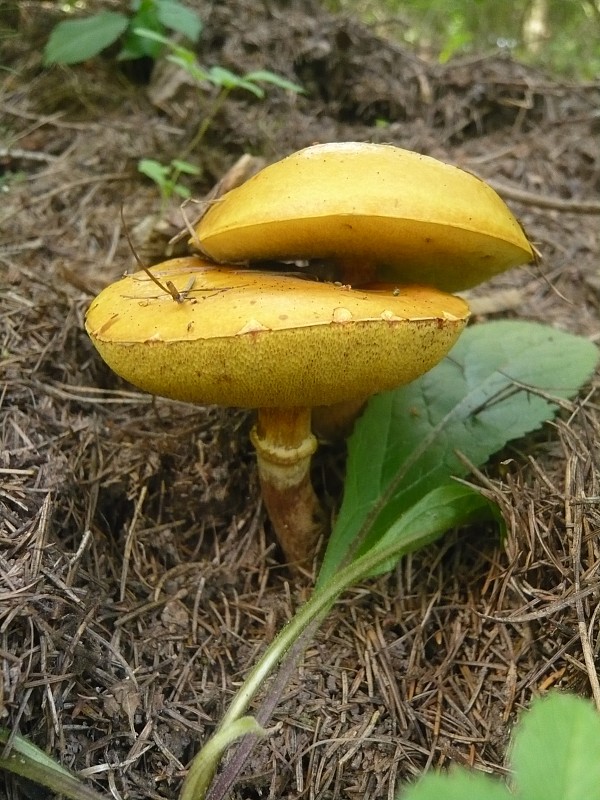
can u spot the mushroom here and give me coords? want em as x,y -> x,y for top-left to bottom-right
85,257 -> 470,567
189,140 -> 534,440
88,143 -> 534,567
191,141 -> 534,291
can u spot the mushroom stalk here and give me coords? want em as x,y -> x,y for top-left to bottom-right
312,396 -> 368,441
250,408 -> 327,568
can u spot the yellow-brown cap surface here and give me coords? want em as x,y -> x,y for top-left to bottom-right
85,257 -> 469,408
192,142 -> 533,292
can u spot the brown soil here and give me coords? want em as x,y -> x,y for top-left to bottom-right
1,2 -> 599,799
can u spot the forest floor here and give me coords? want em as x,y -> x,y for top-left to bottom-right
1,2 -> 600,799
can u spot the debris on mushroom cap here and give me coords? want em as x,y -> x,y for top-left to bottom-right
85,257 -> 470,408
191,141 -> 534,292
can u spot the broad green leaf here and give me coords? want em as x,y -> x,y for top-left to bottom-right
318,321 -> 598,586
512,694 -> 600,800
0,727 -> 107,800
121,1 -> 163,59
364,482 -> 502,577
156,0 -> 203,41
43,12 -> 128,65
399,769 -> 512,800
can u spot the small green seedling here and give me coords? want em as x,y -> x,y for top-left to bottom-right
43,0 -> 202,66
133,28 -> 304,155
138,157 -> 201,209
135,28 -> 304,98
399,693 -> 600,800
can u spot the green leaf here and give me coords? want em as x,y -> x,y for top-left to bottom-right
366,482 -> 502,577
244,69 -> 305,94
167,53 -> 210,82
43,12 -> 128,65
156,0 -> 203,41
207,66 -> 264,96
399,769 -> 512,800
137,29 -> 209,82
173,184 -> 192,198
512,694 -> 600,800
121,0 -> 163,59
132,26 -> 172,48
138,158 -> 169,185
0,727 -> 108,800
397,694 -> 600,800
171,159 -> 201,175
318,321 -> 598,586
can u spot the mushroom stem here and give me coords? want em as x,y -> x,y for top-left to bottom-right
250,408 -> 327,568
312,396 -> 368,441
335,259 -> 378,286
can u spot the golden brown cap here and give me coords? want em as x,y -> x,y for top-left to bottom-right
85,257 -> 469,408
192,142 -> 534,292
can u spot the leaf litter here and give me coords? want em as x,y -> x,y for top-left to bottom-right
1,1 -> 600,798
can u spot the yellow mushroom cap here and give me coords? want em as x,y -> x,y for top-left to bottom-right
85,257 -> 470,408
192,142 -> 534,292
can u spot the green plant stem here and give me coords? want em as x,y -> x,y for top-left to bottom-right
180,717 -> 265,800
181,525 -> 445,800
206,612 -> 326,800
